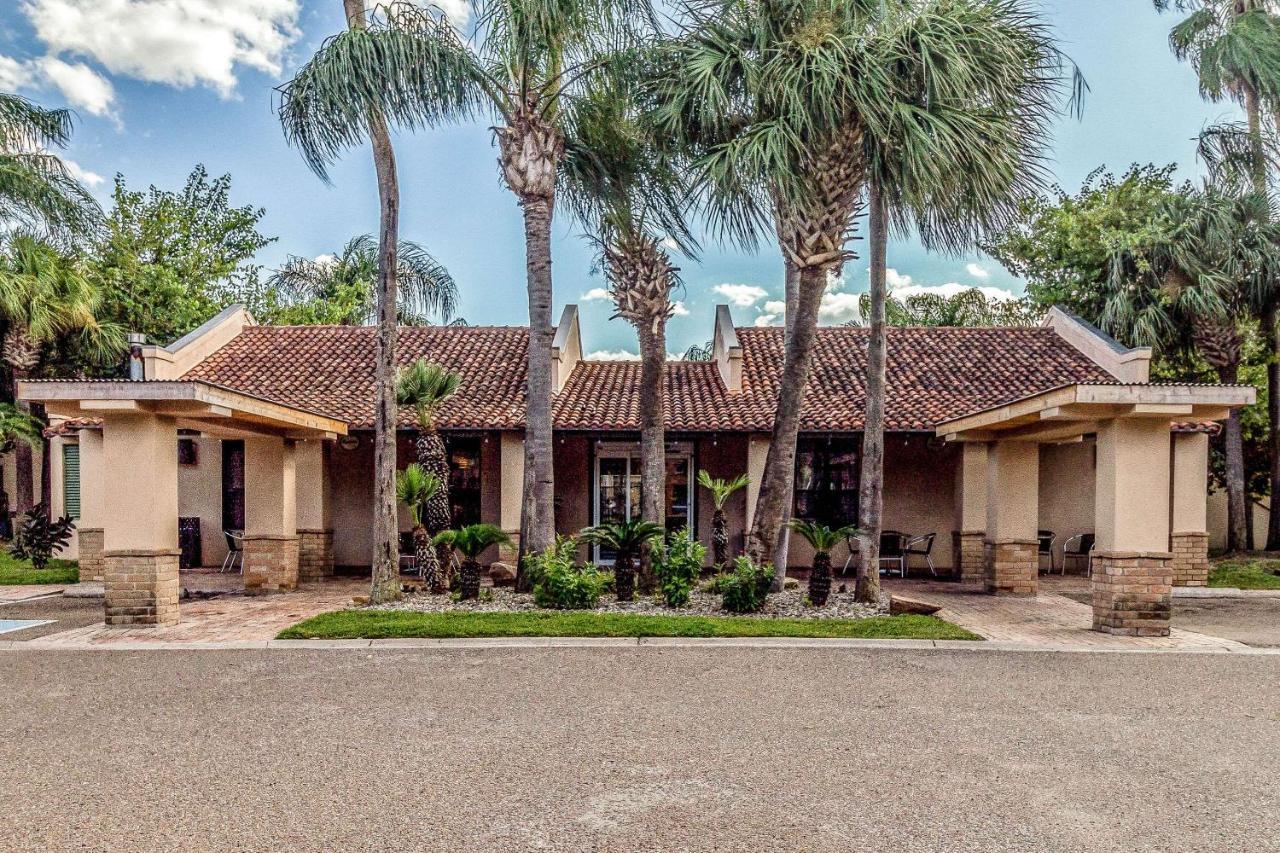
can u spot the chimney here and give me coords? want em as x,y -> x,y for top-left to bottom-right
127,333 -> 146,380
712,305 -> 743,392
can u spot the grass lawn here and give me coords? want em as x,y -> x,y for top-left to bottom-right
0,551 -> 79,585
1209,558 -> 1280,590
277,610 -> 982,641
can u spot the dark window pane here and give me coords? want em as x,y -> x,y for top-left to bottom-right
793,437 -> 860,527
444,436 -> 482,527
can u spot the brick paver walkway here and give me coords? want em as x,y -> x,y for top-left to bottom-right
885,577 -> 1247,651
0,585 -> 66,604
29,578 -> 364,646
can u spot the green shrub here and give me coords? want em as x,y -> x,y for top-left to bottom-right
529,538 -> 608,610
652,529 -> 706,608
719,556 -> 773,614
10,505 -> 75,571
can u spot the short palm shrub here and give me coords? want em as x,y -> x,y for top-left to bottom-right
788,520 -> 859,607
10,505 -> 74,571
432,524 -> 511,600
652,528 -> 706,608
396,464 -> 443,592
697,470 -> 749,570
527,538 -> 609,610
579,519 -> 665,602
719,556 -> 772,614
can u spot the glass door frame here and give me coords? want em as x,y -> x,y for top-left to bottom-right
591,440 -> 695,564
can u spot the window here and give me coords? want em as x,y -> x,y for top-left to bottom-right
444,436 -> 482,527
221,440 -> 245,531
793,436 -> 859,527
62,444 -> 81,519
178,437 -> 199,466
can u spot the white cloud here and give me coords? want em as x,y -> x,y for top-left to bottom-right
312,253 -> 337,267
713,283 -> 769,308
38,57 -> 115,118
0,55 -> 35,91
966,262 -> 990,279
762,300 -> 786,316
670,300 -> 690,316
383,0 -> 469,27
661,235 -> 679,251
580,287 -> 611,302
586,349 -> 639,361
23,0 -> 302,98
885,268 -> 914,289
819,291 -> 862,324
63,158 -> 104,187
753,314 -> 781,328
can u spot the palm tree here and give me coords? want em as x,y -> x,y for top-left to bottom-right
276,0 -> 657,560
279,0 -> 451,603
397,359 -> 461,590
561,69 -> 696,593
656,0 -> 1075,591
0,402 -> 42,537
396,463 -> 442,590
0,93 -> 101,241
788,519 -> 858,607
580,519 -> 664,602
269,234 -> 458,325
696,470 -> 748,570
849,289 -> 1042,328
0,233 -> 123,513
1156,0 -> 1280,547
433,523 -> 512,600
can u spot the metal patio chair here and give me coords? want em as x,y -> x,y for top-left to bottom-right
1062,533 -> 1096,576
903,532 -> 938,577
220,530 -> 243,574
879,531 -> 908,577
398,532 -> 418,575
1037,530 -> 1057,574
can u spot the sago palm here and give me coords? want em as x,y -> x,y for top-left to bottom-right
0,92 -> 101,240
276,0 -> 657,559
788,519 -> 858,607
396,463 -> 444,591
397,359 -> 462,585
696,470 -> 748,570
433,523 -> 512,600
580,519 -> 665,602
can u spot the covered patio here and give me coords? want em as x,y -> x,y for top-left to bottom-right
18,378 -> 347,626
937,382 -> 1254,636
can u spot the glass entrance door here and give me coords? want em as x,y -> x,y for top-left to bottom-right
593,442 -> 694,563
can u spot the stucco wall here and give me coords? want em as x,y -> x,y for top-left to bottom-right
1038,441 -> 1096,568
178,436 -> 225,566
1207,490 -> 1269,551
694,434 -> 750,566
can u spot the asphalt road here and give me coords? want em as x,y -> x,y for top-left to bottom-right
2,647 -> 1278,852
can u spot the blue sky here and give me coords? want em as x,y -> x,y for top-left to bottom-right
0,0 -> 1243,356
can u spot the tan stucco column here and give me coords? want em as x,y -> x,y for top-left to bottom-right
1170,432 -> 1210,587
499,432 -> 523,562
75,429 -> 106,582
1092,419 -> 1174,636
100,413 -> 180,626
242,437 -> 299,593
984,441 -> 1039,596
294,439 -> 333,581
744,435 -> 770,529
953,442 -> 988,585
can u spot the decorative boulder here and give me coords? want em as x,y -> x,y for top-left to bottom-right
889,595 -> 941,616
783,577 -> 800,590
488,562 -> 517,587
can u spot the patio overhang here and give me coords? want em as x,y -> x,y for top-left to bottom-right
17,379 -> 348,441
935,383 -> 1256,444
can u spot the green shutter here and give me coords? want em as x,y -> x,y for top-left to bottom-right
63,444 -> 81,520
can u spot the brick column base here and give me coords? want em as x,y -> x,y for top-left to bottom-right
1092,551 -> 1173,637
103,549 -> 180,626
985,539 -> 1038,596
498,533 -> 520,566
297,529 -> 334,581
1170,532 -> 1209,588
243,535 -> 300,594
78,528 -> 105,582
954,531 -> 986,585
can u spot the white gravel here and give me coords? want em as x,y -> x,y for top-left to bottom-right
374,585 -> 889,620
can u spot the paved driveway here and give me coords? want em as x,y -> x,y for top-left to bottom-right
1,647 -> 1277,852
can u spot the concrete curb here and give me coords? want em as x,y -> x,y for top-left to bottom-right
4,636 -> 1279,654
1173,587 -> 1280,599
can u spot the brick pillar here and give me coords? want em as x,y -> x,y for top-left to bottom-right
1170,532 -> 1209,587
1092,551 -> 1173,637
103,549 -> 181,626
297,529 -> 334,581
986,539 -> 1038,596
955,531 -> 986,585
243,535 -> 300,593
77,528 -> 105,582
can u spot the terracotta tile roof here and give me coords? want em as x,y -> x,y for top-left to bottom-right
182,326 -> 529,430
182,323 -> 1120,432
44,416 -> 102,438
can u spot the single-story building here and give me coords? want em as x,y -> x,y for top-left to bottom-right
22,301 -> 1253,636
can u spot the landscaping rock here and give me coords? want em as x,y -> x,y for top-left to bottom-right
889,595 -> 941,617
488,562 -> 517,587
352,595 -> 370,606
783,578 -> 800,590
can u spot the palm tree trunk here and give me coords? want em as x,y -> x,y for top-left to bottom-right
1265,308 -> 1280,550
615,549 -> 635,602
750,263 -> 828,590
809,549 -> 832,607
774,261 -> 800,575
712,508 -> 728,569
518,196 -> 557,560
1219,358 -> 1249,552
10,366 -> 34,515
856,181 -> 888,605
344,0 -> 400,604
415,430 -> 454,591
636,320 -> 666,595
459,556 -> 481,600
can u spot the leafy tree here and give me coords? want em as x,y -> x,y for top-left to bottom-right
266,234 -> 458,325
87,166 -> 274,348
0,92 -> 101,240
847,288 -> 1042,328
